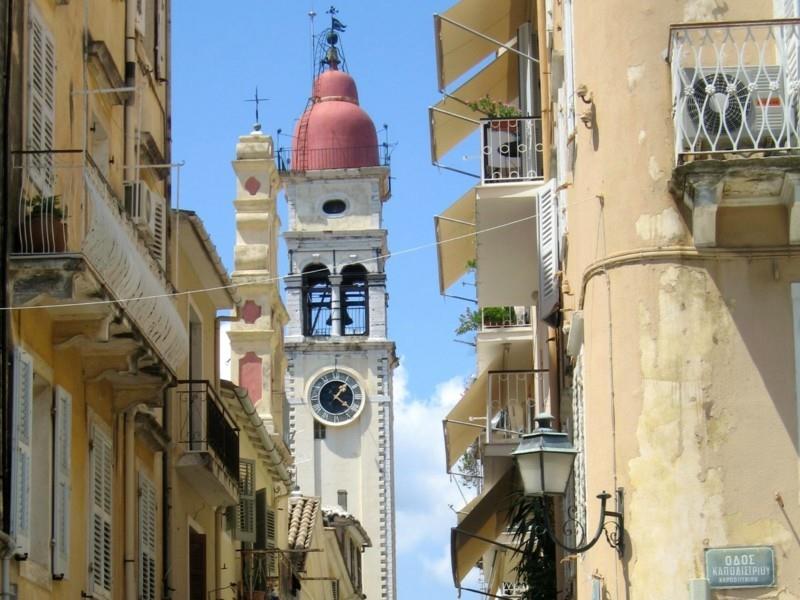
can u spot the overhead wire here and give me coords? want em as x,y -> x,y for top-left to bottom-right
0,212 -> 535,312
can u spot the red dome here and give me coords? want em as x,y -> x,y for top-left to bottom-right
291,69 -> 379,171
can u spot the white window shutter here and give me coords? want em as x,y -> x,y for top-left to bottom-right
237,459 -> 256,543
138,473 -> 157,600
562,0 -> 576,137
149,192 -> 167,269
537,180 -> 560,322
10,348 -> 33,559
90,425 -> 113,599
53,385 -> 72,578
27,6 -> 55,195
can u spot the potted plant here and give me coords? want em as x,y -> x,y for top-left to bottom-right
25,194 -> 68,252
468,95 -> 522,131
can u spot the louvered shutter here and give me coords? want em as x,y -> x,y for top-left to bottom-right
155,0 -> 167,80
562,0 -> 576,138
138,473 -> 157,600
537,180 -> 560,322
53,386 -> 72,578
10,348 -> 33,559
237,459 -> 256,542
266,506 -> 277,575
90,425 -> 113,599
149,192 -> 167,269
27,6 -> 55,195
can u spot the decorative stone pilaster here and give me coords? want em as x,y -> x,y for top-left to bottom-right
227,126 -> 289,435
685,174 -> 723,247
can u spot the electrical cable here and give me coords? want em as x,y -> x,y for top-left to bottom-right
0,213 -> 535,312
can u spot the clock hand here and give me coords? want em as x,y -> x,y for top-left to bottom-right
332,383 -> 349,406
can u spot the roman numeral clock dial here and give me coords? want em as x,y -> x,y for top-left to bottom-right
309,372 -> 365,425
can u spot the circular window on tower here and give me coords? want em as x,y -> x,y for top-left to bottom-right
322,199 -> 347,216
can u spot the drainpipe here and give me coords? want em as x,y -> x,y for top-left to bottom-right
162,382 -> 176,599
125,404 -> 140,600
536,0 -> 552,179
124,0 -> 137,185
214,507 -> 223,600
0,530 -> 15,599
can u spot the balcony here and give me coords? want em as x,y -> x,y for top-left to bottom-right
480,117 -> 543,184
9,154 -> 187,391
175,381 -> 240,507
668,20 -> 800,246
669,20 -> 800,162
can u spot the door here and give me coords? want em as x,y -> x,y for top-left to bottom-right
189,528 -> 206,600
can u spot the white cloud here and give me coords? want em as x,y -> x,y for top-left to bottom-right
393,360 -> 478,584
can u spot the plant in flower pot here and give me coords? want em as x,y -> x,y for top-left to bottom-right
468,95 -> 522,130
25,194 -> 68,252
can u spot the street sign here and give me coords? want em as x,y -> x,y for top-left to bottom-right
705,546 -> 775,588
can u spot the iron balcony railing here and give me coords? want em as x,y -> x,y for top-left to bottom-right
480,117 -> 543,184
669,19 -> 800,163
239,548 -> 294,599
276,144 -> 391,173
480,306 -> 531,331
177,380 -> 240,484
486,370 -> 537,445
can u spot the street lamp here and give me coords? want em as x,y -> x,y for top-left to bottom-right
512,413 -> 625,557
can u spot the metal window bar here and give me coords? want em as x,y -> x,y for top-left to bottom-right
341,283 -> 368,336
480,117 -> 543,184
303,284 -> 332,337
176,380 -> 240,484
669,19 -> 800,163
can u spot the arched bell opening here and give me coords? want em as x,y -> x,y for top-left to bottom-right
303,264 -> 332,337
341,264 -> 368,336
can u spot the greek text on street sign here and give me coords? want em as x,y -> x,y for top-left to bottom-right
705,547 -> 775,588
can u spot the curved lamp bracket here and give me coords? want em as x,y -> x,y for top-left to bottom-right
538,488 -> 624,558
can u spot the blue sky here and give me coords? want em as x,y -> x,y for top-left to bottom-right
172,2 -> 480,597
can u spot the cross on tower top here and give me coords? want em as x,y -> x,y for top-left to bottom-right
245,87 -> 269,130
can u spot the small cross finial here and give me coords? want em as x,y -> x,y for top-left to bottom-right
244,87 -> 270,129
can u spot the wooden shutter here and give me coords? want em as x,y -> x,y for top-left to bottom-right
155,0 -> 167,80
52,385 -> 72,577
237,459 -> 256,542
537,180 -> 560,322
149,191 -> 167,269
256,489 -> 277,574
562,0 -> 576,138
90,425 -> 113,599
10,348 -> 33,558
783,0 -> 800,99
138,473 -> 157,600
27,5 -> 55,195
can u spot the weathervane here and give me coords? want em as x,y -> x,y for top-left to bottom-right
320,6 -> 347,70
245,87 -> 269,130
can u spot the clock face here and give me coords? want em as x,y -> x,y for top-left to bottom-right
309,372 -> 364,425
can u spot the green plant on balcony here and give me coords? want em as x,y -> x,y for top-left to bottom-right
28,194 -> 65,219
468,95 -> 522,119
454,442 -> 481,490
507,495 -> 557,600
455,306 -> 512,334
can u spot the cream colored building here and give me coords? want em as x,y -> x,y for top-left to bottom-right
430,0 -> 800,598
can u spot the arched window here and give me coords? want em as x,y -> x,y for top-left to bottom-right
341,265 -> 368,336
303,264 -> 332,336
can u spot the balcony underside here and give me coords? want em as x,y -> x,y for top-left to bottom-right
670,156 -> 800,246
175,451 -> 239,507
9,255 -> 172,408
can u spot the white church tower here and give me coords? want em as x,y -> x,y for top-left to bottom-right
281,18 -> 397,600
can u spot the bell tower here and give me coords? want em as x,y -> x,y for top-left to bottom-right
281,15 -> 397,600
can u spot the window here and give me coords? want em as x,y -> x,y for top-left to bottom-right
303,264 -> 332,336
256,489 -> 278,579
322,199 -> 347,215
90,423 -> 114,599
10,348 -> 33,559
337,489 -> 348,511
138,473 -> 157,600
341,265 -> 368,336
236,459 -> 256,542
314,420 -> 326,439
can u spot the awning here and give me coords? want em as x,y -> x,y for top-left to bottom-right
429,51 -> 520,164
451,465 -> 516,585
434,0 -> 532,91
475,185 -> 538,307
434,187 -> 476,294
443,358 -> 500,470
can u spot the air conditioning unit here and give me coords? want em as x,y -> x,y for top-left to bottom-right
680,65 -> 787,149
124,181 -> 152,230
